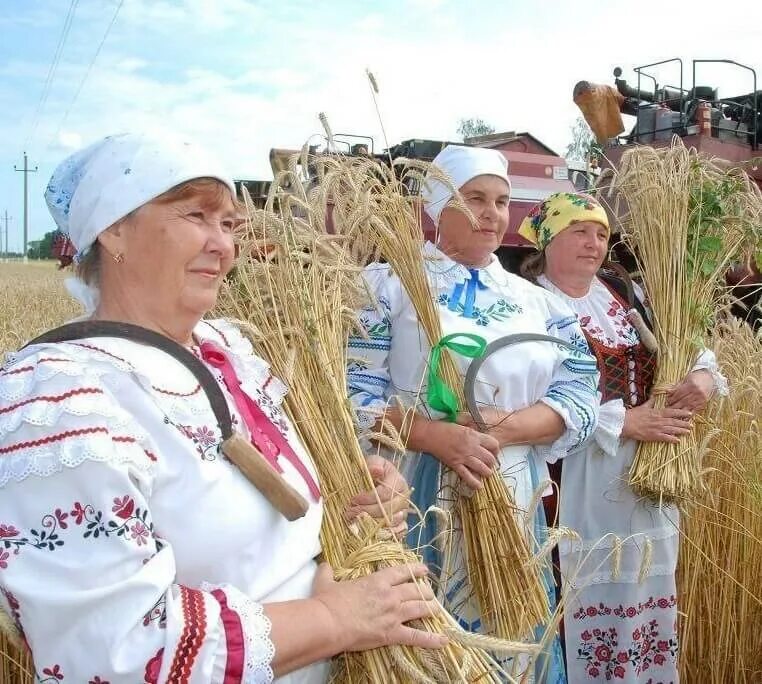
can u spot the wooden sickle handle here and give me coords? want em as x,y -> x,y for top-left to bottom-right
222,433 -> 309,521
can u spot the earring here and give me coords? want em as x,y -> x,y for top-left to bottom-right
112,252 -> 124,264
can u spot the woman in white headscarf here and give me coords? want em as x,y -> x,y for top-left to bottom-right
346,145 -> 601,682
0,133 -> 447,683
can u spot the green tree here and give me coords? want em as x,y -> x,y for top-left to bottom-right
457,118 -> 495,141
565,116 -> 603,163
27,230 -> 56,260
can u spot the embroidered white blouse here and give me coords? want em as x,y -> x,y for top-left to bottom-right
347,242 -> 601,508
0,319 -> 327,684
536,274 -> 728,586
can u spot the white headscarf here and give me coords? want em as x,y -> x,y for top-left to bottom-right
44,131 -> 236,314
422,145 -> 512,225
45,131 -> 236,256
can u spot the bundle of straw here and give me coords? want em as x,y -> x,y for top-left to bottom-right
677,319 -> 762,683
216,153 -> 537,682
305,152 -> 549,642
601,139 -> 762,502
0,629 -> 33,684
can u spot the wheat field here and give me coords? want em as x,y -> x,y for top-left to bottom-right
0,262 -> 82,355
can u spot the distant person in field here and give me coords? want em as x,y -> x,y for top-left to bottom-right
520,191 -> 727,684
0,132 -> 445,683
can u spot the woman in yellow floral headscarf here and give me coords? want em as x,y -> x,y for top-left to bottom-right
519,192 -> 609,252
518,192 -> 726,684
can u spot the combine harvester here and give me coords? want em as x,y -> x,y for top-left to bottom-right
574,57 -> 761,328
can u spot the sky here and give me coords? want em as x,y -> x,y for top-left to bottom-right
0,0 -> 760,251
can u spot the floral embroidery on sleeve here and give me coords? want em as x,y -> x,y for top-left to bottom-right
0,496 -> 154,567
38,664 -> 65,682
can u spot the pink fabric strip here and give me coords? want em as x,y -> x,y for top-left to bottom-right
210,589 -> 245,684
199,341 -> 320,501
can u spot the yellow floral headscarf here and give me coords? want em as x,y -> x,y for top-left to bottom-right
518,192 -> 609,250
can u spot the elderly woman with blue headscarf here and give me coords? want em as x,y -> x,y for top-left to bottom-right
0,133 -> 447,683
346,145 -> 601,681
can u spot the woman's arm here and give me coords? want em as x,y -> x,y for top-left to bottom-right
457,403 -> 564,448
533,305 -> 601,461
268,563 -> 446,676
0,457 -> 445,682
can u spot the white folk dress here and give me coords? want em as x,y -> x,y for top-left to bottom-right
0,319 -> 327,684
347,243 -> 600,661
537,274 -> 727,684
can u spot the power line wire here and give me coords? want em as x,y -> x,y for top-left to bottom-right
23,0 -> 80,152
46,0 -> 125,153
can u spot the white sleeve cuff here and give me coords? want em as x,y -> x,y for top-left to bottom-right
594,399 -> 626,457
692,348 -> 729,397
203,583 -> 275,683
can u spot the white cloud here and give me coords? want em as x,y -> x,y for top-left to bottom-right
118,0 -> 266,31
355,14 -> 386,32
58,132 -> 83,150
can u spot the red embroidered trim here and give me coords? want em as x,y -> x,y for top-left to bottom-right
202,321 -> 230,348
0,365 -> 34,376
0,387 -> 104,415
0,428 -> 141,455
210,589 -> 245,683
152,384 -> 202,398
0,427 -> 109,454
0,357 -> 75,377
167,587 -> 207,683
144,450 -> 158,462
70,342 -> 130,366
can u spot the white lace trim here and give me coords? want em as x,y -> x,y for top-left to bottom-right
203,583 -> 275,684
563,563 -> 677,588
559,523 -> 679,555
0,376 -> 131,434
0,349 -> 154,487
3,319 -> 289,440
0,424 -> 152,487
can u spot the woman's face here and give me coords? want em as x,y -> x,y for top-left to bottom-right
437,174 -> 510,267
101,180 -> 237,321
544,220 -> 609,280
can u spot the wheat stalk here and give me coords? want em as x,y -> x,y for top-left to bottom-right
600,139 -> 762,502
677,319 -> 762,682
216,158 -> 537,681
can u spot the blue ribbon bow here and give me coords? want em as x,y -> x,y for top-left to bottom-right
447,269 -> 488,319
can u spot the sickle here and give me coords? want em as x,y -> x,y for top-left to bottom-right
25,320 -> 308,520
464,332 -> 583,431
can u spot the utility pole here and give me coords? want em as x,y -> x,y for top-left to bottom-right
14,152 -> 38,262
1,211 -> 10,261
